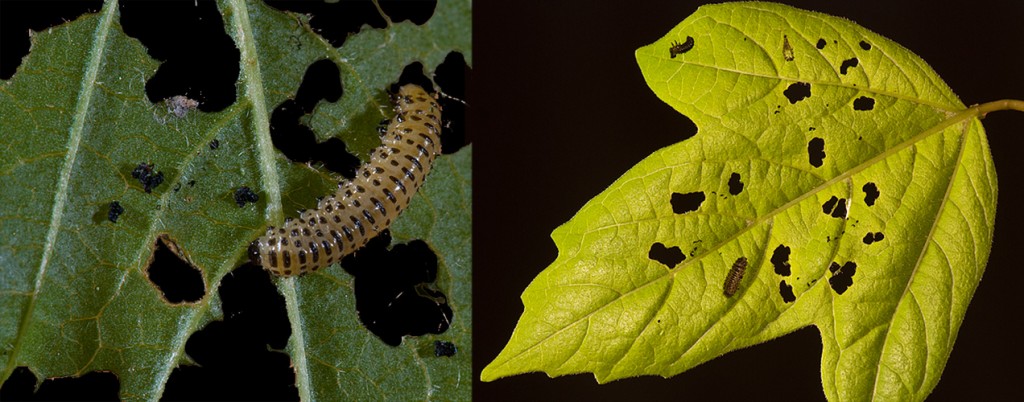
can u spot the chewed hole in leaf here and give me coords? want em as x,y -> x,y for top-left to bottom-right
727,172 -> 744,195
821,196 -> 848,219
671,191 -> 705,214
779,280 -> 796,303
433,51 -> 470,154
783,82 -> 810,104
807,137 -> 825,167
379,0 -> 438,25
862,182 -> 880,206
771,244 -> 792,276
0,1 -> 101,80
119,0 -> 238,112
859,40 -> 872,50
342,232 -> 453,347
269,59 -> 359,176
0,367 -> 119,400
840,57 -> 859,75
163,265 -> 294,400
862,232 -> 885,245
815,38 -> 826,49
648,242 -> 685,268
146,236 -> 206,304
828,261 -> 857,295
853,96 -> 875,111
264,0 -> 387,48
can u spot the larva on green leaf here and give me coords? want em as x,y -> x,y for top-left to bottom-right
723,257 -> 748,297
248,84 -> 442,276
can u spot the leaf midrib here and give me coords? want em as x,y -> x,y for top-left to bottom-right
3,0 -> 117,382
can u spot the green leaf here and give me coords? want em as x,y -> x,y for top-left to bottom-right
482,3 -> 997,401
0,0 -> 470,400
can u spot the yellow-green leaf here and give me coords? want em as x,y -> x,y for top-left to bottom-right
483,3 -> 997,401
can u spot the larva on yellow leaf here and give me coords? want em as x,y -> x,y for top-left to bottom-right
248,84 -> 442,276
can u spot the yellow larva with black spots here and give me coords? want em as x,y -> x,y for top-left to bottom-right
248,84 -> 442,276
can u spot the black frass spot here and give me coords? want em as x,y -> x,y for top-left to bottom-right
234,187 -> 259,207
649,242 -> 686,268
434,341 -> 456,357
132,162 -> 165,193
108,201 -> 124,223
671,191 -> 705,214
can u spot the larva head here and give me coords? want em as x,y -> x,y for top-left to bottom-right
248,240 -> 263,267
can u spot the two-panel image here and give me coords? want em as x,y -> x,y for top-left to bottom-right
1,1 -> 1022,400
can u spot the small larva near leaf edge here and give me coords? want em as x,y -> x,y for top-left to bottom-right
248,84 -> 443,276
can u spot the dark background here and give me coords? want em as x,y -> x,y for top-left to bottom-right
474,1 -> 1024,401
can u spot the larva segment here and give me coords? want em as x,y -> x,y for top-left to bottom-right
248,84 -> 442,276
723,257 -> 748,297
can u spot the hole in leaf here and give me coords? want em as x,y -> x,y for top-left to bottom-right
164,264 -> 294,400
831,198 -> 848,218
840,57 -> 859,75
853,96 -> 875,111
146,236 -> 206,304
270,59 -> 360,177
649,242 -> 685,268
771,244 -> 792,276
434,340 -> 457,357
727,172 -> 744,195
862,232 -> 885,245
779,280 -> 796,303
671,191 -> 705,214
0,367 -> 119,401
342,231 -> 453,347
0,1 -> 102,80
859,40 -> 872,50
119,0 -> 238,112
783,82 -> 811,104
863,182 -> 880,206
433,52 -> 470,154
379,0 -> 437,25
816,38 -> 826,49
264,0 -> 387,48
828,261 -> 857,295
822,196 -> 839,215
807,137 -> 825,167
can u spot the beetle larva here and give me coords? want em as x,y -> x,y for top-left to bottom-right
723,256 -> 748,297
669,36 -> 694,58
248,84 -> 442,276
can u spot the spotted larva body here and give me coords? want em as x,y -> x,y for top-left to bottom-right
723,257 -> 748,297
248,84 -> 442,276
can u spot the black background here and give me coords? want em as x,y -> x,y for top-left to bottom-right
474,1 -> 1024,401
